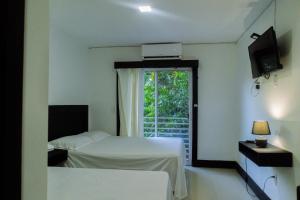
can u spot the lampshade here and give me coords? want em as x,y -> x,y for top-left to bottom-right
252,121 -> 271,135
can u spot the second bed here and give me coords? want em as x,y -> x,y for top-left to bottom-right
48,167 -> 173,200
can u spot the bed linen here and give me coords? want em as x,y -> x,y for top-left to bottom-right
64,136 -> 187,199
48,167 -> 173,200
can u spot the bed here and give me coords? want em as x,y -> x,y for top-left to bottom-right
48,105 -> 187,200
48,167 -> 173,200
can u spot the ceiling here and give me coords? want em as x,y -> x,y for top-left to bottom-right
50,0 -> 273,46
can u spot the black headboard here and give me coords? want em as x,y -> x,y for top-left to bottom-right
48,105 -> 88,141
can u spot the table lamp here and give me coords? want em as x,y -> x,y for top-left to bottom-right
252,120 -> 270,148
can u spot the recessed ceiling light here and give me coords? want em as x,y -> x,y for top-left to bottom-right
138,5 -> 152,13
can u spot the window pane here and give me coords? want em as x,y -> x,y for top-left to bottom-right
157,71 -> 190,161
143,71 -> 155,137
143,70 -> 191,163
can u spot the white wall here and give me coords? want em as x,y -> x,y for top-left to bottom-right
88,47 -> 141,134
49,26 -> 90,105
89,44 -> 239,160
183,44 -> 239,161
236,0 -> 300,199
22,0 -> 49,199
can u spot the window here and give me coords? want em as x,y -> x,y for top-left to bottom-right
143,69 -> 192,164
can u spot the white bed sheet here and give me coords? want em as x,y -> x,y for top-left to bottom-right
64,136 -> 187,199
48,167 -> 173,200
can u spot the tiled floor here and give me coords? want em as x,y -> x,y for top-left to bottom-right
184,167 -> 258,200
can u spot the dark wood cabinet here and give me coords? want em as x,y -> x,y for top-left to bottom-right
48,149 -> 68,166
239,141 -> 292,167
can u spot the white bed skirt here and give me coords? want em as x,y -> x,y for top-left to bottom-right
48,167 -> 173,200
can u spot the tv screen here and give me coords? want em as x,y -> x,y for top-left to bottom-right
248,27 -> 282,78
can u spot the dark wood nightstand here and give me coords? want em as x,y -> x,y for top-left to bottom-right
48,149 -> 68,166
239,141 -> 292,167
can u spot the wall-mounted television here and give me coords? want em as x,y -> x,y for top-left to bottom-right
248,26 -> 283,78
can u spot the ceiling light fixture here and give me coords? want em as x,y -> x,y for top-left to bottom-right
138,5 -> 152,13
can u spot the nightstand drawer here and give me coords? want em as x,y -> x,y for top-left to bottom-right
48,149 -> 68,166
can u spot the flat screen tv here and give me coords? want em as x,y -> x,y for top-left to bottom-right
248,27 -> 283,78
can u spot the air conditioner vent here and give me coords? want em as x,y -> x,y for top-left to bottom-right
142,43 -> 182,60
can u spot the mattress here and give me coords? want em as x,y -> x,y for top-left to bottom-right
64,136 -> 187,199
48,167 -> 173,200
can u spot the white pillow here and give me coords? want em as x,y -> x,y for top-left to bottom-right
49,135 -> 93,150
48,143 -> 54,151
80,130 -> 110,142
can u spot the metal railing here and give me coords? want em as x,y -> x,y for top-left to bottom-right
144,117 -> 190,161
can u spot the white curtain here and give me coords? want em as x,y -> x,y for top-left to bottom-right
117,68 -> 143,137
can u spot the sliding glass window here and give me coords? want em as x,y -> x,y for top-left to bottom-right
143,69 -> 192,164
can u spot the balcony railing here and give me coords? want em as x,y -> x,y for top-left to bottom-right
144,117 -> 190,161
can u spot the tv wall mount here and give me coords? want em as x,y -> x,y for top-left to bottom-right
250,33 -> 261,39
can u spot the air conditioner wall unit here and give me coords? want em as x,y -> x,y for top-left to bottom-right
142,43 -> 182,60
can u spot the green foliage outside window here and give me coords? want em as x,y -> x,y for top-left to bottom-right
144,70 -> 191,162
144,70 -> 189,118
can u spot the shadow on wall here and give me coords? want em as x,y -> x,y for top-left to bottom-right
278,30 -> 293,74
278,30 -> 292,58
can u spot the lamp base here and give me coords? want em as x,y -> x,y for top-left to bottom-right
255,139 -> 267,148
